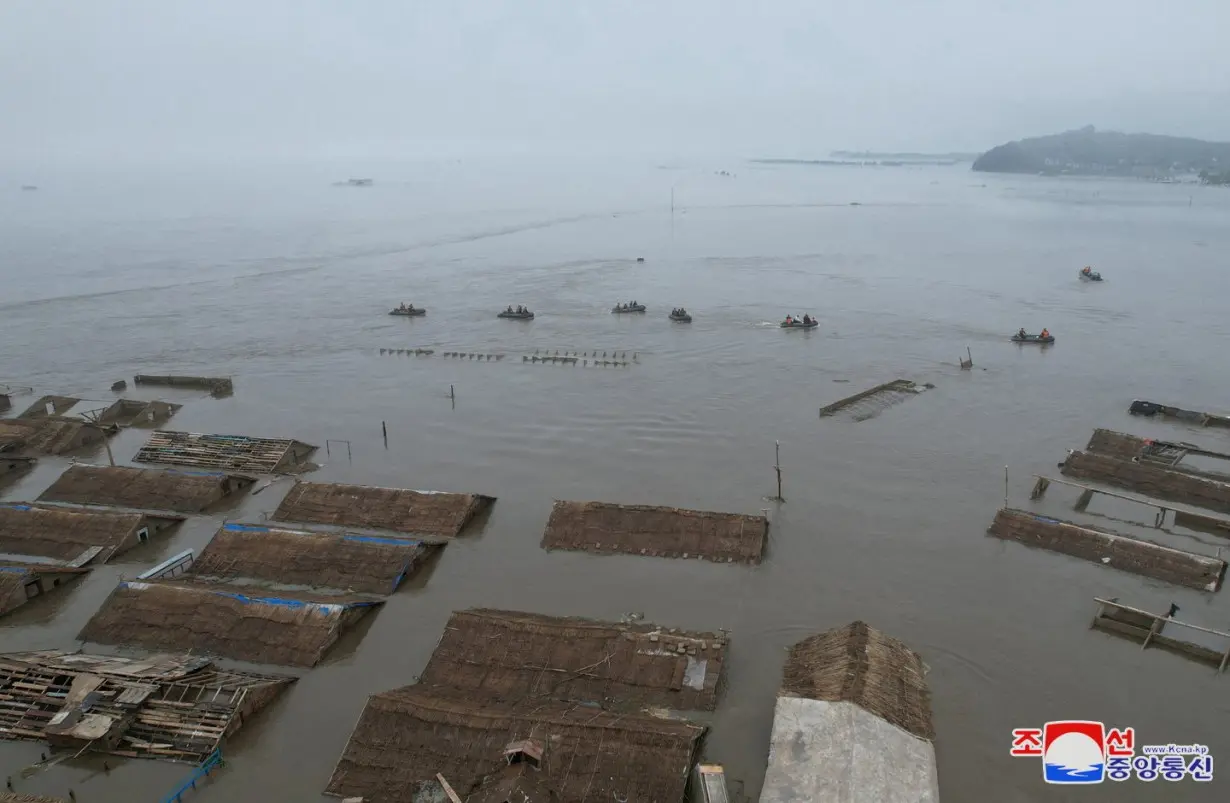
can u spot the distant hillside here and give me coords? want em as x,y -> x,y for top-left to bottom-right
972,126 -> 1230,180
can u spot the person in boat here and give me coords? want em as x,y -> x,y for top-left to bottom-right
1040,328 -> 1050,339
507,305 -> 514,313
1018,327 -> 1027,339
785,315 -> 794,325
1082,266 -> 1092,275
398,303 -> 406,311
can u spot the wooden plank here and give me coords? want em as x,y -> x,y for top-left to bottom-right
437,774 -> 464,803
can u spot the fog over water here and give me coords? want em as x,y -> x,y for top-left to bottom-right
3,3 -> 1230,802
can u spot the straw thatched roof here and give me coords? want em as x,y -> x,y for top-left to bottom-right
325,686 -> 704,803
989,508 -> 1226,592
38,464 -> 255,513
17,395 -> 81,419
0,793 -> 70,803
189,523 -> 433,594
420,609 -> 727,711
0,418 -> 104,456
94,398 -> 181,427
1063,449 -> 1230,515
0,562 -> 89,616
78,579 -> 383,667
541,500 -> 769,563
0,503 -> 150,562
273,481 -> 494,536
781,621 -> 934,741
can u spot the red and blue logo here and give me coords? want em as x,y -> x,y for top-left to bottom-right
1042,721 -> 1105,784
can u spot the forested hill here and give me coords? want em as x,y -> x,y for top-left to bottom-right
972,126 -> 1230,179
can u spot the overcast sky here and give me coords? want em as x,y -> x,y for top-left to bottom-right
3,0 -> 1227,165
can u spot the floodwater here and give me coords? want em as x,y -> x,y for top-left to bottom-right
2,159 -> 1230,803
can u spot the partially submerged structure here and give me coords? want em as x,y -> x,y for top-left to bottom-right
0,562 -> 90,617
189,522 -> 435,594
1086,428 -> 1230,478
79,579 -> 383,667
419,608 -> 727,711
1030,474 -> 1230,539
541,500 -> 769,563
325,686 -> 704,803
133,374 -> 233,397
1091,597 -> 1230,673
1129,399 -> 1230,429
273,481 -> 494,536
37,464 -> 256,513
93,398 -> 182,428
988,508 -> 1225,591
0,417 -> 107,456
1,456 -> 36,487
0,649 -> 292,762
818,379 -> 932,421
0,503 -> 183,565
134,430 -> 317,474
1061,449 -> 1230,516
759,622 -> 939,803
17,395 -> 81,419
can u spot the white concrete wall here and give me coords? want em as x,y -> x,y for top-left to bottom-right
759,696 -> 940,803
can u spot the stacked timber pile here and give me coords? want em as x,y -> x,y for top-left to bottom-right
988,508 -> 1225,592
1062,451 -> 1230,516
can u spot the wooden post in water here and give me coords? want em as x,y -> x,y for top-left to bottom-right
772,441 -> 784,502
1004,465 -> 1009,509
382,420 -> 388,449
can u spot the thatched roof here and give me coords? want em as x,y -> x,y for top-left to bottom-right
325,686 -> 704,803
78,579 -> 384,667
0,503 -> 146,562
0,563 -> 89,616
94,398 -> 181,427
0,793 -> 70,803
273,481 -> 494,536
420,609 -> 727,711
189,523 -> 433,594
17,395 -> 81,419
989,508 -> 1226,592
781,621 -> 934,741
38,464 -> 255,513
0,418 -> 103,456
541,500 -> 769,563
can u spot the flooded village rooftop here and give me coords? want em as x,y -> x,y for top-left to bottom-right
541,499 -> 769,563
0,649 -> 292,763
272,480 -> 494,536
78,579 -> 384,668
189,522 -> 435,595
326,607 -> 719,803
0,563 -> 89,617
0,502 -> 183,564
37,463 -> 256,513
133,430 -> 317,474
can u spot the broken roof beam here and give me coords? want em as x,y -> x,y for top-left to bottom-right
1061,449 -> 1230,516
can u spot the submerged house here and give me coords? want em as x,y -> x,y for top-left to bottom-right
759,622 -> 939,803
0,418 -> 107,456
38,464 -> 256,514
134,430 -> 317,474
0,503 -> 183,565
0,562 -> 90,617
272,480 -> 494,536
0,649 -> 292,762
78,579 -> 383,668
325,608 -> 721,803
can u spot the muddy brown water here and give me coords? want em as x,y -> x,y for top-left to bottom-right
3,161 -> 1230,802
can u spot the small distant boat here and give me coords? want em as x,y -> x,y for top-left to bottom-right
344,178 -> 373,187
1079,268 -> 1103,282
20,185 -> 37,191
612,303 -> 646,314
389,306 -> 426,317
498,309 -> 534,319
669,310 -> 692,323
780,319 -> 818,329
1011,333 -> 1055,344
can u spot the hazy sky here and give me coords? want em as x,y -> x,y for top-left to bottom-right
3,0 -> 1227,165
